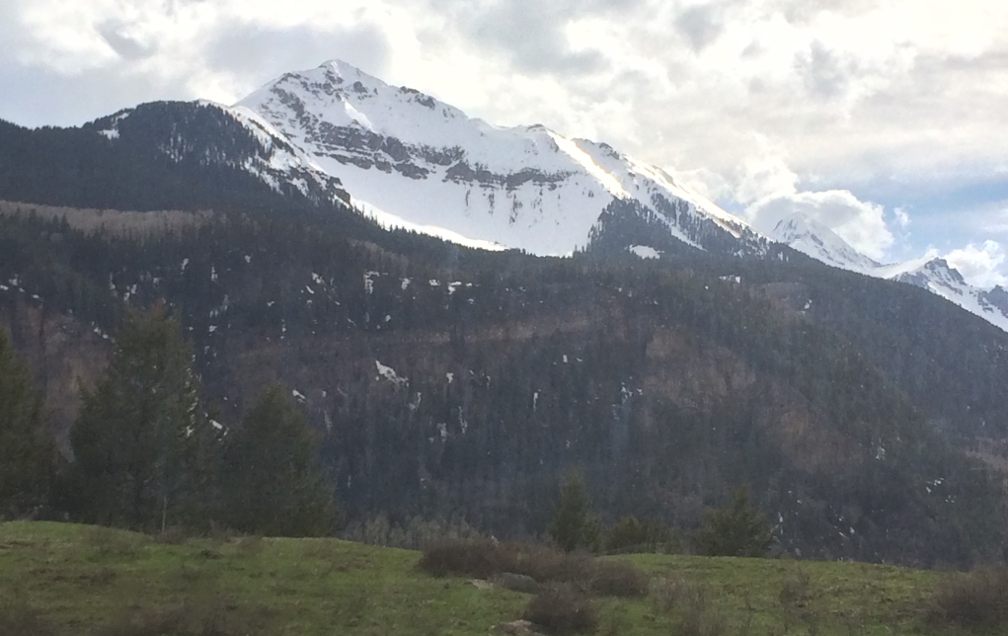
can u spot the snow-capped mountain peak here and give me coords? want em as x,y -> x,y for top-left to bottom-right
233,59 -> 764,257
768,212 -> 1008,332
768,212 -> 881,273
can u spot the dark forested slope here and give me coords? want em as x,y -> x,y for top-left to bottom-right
1,111 -> 1007,567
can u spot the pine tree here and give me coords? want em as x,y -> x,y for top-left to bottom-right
222,384 -> 338,537
692,486 -> 773,558
548,471 -> 601,553
69,305 -> 212,532
0,328 -> 58,518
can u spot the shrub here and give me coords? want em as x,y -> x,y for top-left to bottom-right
650,576 -> 727,635
692,486 -> 772,558
675,584 -> 726,636
587,560 -> 649,597
152,526 -> 189,545
523,585 -> 599,635
650,576 -> 686,613
419,539 -> 512,579
419,539 -> 649,598
605,516 -> 679,554
927,567 -> 1008,628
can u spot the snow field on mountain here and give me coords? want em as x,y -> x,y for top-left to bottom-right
234,60 -> 754,257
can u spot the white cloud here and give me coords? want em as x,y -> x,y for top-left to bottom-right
734,152 -> 799,205
894,207 -> 911,229
733,147 -> 894,260
749,189 -> 893,260
674,166 -> 734,202
945,240 -> 1008,289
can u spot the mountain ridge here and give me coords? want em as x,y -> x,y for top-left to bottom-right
768,211 -> 1008,332
233,60 -> 766,257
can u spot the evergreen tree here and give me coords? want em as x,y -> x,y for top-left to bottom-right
0,329 -> 58,518
606,515 -> 678,554
222,384 -> 338,537
548,471 -> 601,553
692,486 -> 773,558
69,305 -> 212,532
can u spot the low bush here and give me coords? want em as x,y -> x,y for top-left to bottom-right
675,585 -> 726,636
605,516 -> 681,555
418,539 -> 511,579
419,539 -> 648,597
151,526 -> 189,545
523,585 -> 599,635
650,577 -> 727,636
927,567 -> 1008,629
586,560 -> 649,597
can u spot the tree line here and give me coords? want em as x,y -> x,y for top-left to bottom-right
0,306 -> 337,537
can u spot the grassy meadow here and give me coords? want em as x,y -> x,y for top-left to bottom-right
0,522 -> 997,635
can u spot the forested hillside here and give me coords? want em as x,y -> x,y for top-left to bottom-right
2,202 -> 1005,567
2,109 -> 1008,568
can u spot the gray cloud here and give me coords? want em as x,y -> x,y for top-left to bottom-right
206,22 -> 391,88
795,41 -> 855,99
429,0 -> 641,76
675,5 -> 723,52
96,20 -> 154,61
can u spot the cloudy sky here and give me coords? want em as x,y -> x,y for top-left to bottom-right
3,0 -> 1007,286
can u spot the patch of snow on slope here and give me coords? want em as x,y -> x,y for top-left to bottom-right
375,360 -> 408,387
768,213 -> 879,273
629,245 -> 661,259
353,197 -> 506,252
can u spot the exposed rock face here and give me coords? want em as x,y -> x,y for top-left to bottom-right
982,285 -> 1008,315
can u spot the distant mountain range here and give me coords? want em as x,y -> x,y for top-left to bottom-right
768,213 -> 1008,332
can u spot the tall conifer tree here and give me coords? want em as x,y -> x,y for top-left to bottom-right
70,305 -> 212,532
548,471 -> 601,553
222,384 -> 338,537
0,328 -> 58,518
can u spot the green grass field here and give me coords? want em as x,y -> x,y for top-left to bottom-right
0,521 -> 989,635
